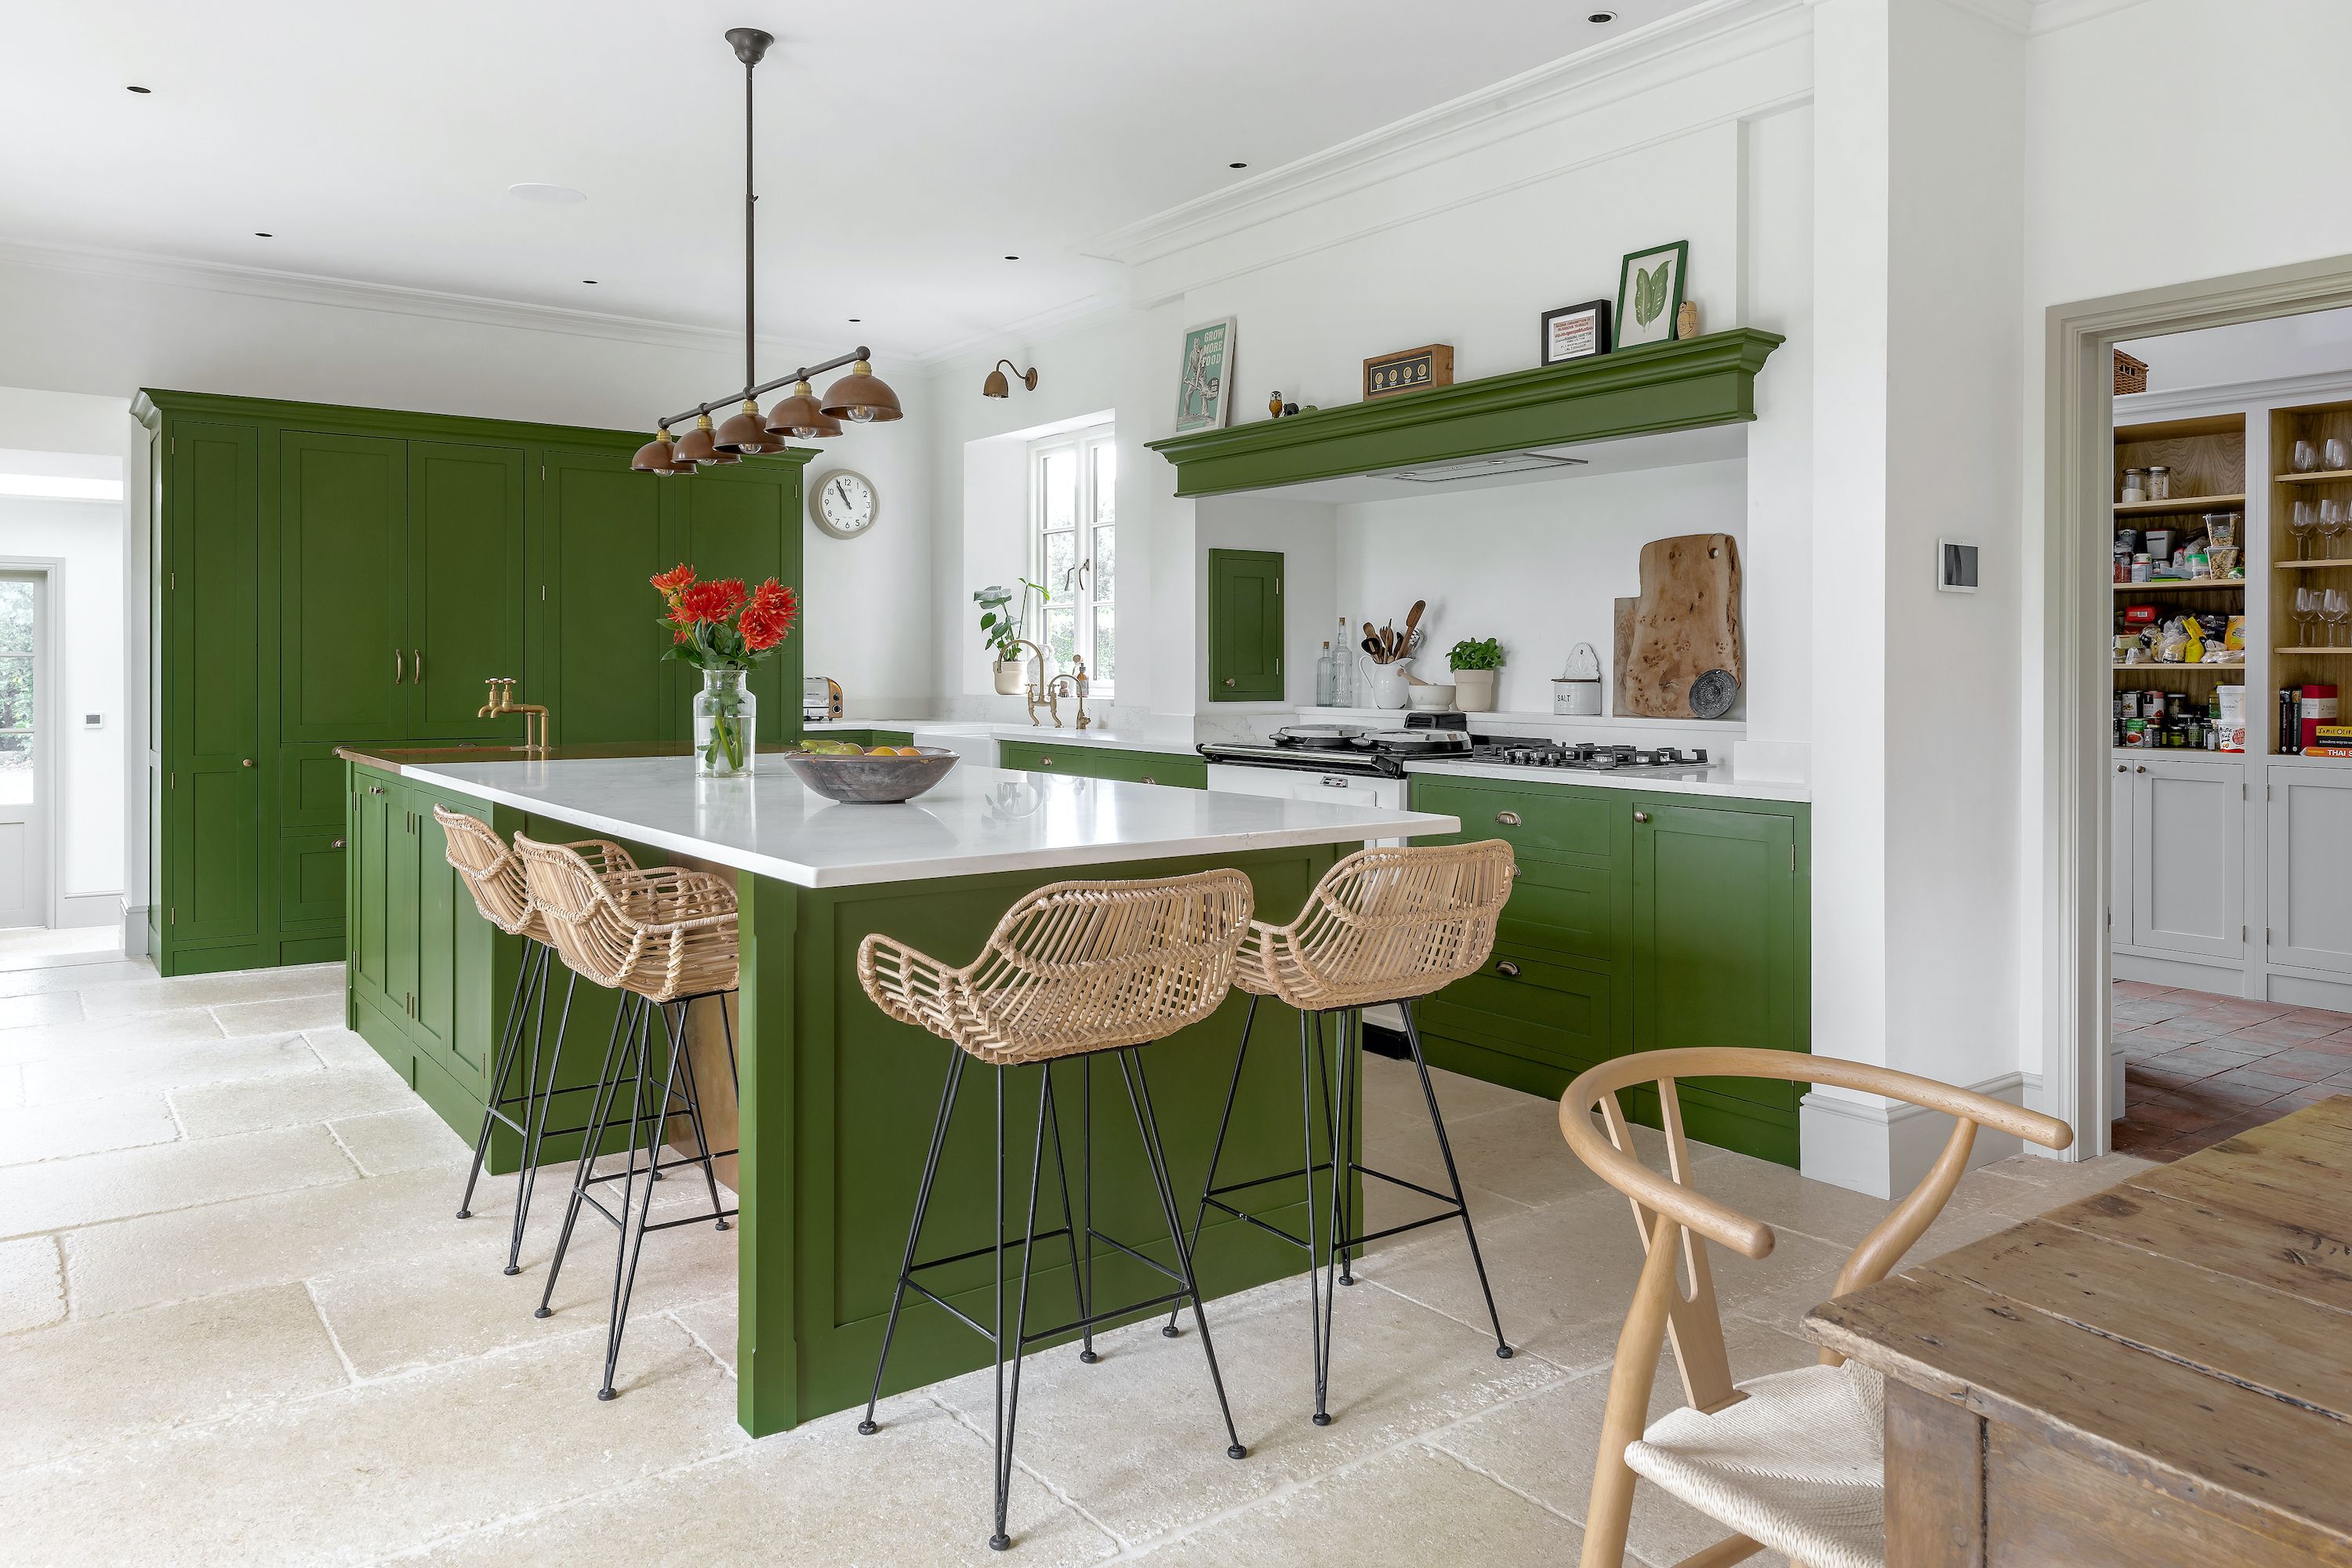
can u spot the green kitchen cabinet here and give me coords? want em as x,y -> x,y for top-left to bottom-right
1207,549 -> 1283,702
140,390 -> 808,976
1406,773 -> 1809,1164
996,739 -> 1207,789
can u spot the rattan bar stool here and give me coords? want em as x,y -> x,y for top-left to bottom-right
855,870 -> 1257,1554
514,833 -> 742,1401
435,807 -> 639,1276
1173,840 -> 1518,1426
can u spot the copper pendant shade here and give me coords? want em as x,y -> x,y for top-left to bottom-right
820,359 -> 905,423
630,427 -> 694,475
673,413 -> 739,466
714,399 -> 788,456
764,379 -> 842,440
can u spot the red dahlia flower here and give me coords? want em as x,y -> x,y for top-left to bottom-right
650,563 -> 696,597
739,579 -> 799,651
677,577 -> 747,625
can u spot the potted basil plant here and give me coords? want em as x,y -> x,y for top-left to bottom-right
1447,637 -> 1504,713
975,579 -> 1048,696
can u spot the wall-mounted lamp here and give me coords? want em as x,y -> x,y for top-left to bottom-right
982,358 -> 1040,399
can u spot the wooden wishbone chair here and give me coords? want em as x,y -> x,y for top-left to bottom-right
1557,1048 -> 2071,1568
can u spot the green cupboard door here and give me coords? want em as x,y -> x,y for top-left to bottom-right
1630,799 -> 1800,1091
408,442 -> 525,739
408,802 -> 466,1080
351,776 -> 395,1018
281,432 -> 408,741
1207,549 -> 1283,702
170,422 -> 263,944
662,464 -> 802,744
543,449 -> 670,744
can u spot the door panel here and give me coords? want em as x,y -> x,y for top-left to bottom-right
1207,549 -> 1283,702
543,451 -> 670,744
410,801 -> 464,1077
353,775 -> 394,1015
173,423 -> 263,942
665,466 -> 799,743
2130,760 -> 2242,960
408,442 -> 526,738
0,575 -> 44,929
281,432 -> 408,740
278,829 -> 348,927
2267,765 -> 2352,974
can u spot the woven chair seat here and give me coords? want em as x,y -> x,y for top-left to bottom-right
858,870 -> 1254,1066
436,806 -> 642,946
1625,1361 -> 1886,1568
1233,840 -> 1515,1011
514,835 -> 739,1004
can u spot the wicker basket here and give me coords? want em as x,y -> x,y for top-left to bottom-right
2114,349 -> 2149,397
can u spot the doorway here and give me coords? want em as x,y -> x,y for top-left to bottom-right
0,569 -> 49,931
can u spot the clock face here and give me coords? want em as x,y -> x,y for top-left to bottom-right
811,469 -> 878,539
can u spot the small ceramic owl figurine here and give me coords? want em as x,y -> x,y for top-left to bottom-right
1675,299 -> 1700,339
1269,390 -> 1284,418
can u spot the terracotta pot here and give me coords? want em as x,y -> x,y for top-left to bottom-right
1453,669 -> 1497,713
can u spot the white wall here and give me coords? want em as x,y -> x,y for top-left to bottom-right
1334,459 -> 1748,715
0,495 -> 126,922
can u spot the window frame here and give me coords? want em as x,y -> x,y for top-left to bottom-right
1028,423 -> 1116,698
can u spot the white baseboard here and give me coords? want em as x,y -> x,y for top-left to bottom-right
57,891 -> 122,929
2266,970 -> 2352,1012
2111,948 -> 2240,996
1799,1070 -> 2038,1200
121,900 -> 150,957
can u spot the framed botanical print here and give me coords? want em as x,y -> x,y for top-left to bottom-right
1173,318 -> 1237,434
1614,241 -> 1688,349
1539,299 -> 1612,365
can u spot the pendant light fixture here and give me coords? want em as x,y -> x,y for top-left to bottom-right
647,29 -> 902,473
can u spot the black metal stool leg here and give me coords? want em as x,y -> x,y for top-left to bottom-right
1399,1000 -> 1512,1359
1335,1008 -> 1359,1287
859,1051 -> 967,1435
1080,1054 -> 1098,1363
666,999 -> 731,1229
600,994 -> 680,1399
507,966 -> 579,1276
990,1062 -> 1056,1552
1163,993 -> 1258,1338
537,991 -> 638,1319
1120,1048 -> 1247,1463
1298,1008 -> 1334,1426
1039,1065 -> 1088,1361
457,940 -> 542,1220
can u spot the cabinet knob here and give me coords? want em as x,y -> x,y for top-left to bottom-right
2116,763 -> 2127,773
2136,765 -> 2147,774
1633,809 -> 1651,823
1495,810 -> 1521,826
330,837 -> 345,850
1495,960 -> 1521,978
1223,677 -> 1236,688
1140,775 -> 1156,786
1039,757 -> 1053,768
241,758 -> 253,768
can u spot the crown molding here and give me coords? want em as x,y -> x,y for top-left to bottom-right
909,285 -> 1140,376
1934,0 -> 2034,34
1080,0 -> 1809,271
0,235 -> 878,370
2115,368 -> 2352,423
2027,0 -> 2151,35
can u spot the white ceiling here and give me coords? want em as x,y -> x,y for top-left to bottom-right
2119,306 -> 2352,398
1,0 -> 1703,365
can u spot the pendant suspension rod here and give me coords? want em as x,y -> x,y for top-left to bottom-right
659,346 -> 872,432
742,45 -> 756,397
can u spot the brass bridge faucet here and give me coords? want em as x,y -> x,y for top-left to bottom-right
478,677 -> 551,753
1045,655 -> 1092,731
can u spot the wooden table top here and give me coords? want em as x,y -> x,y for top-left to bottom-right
1806,1097 -> 2352,1558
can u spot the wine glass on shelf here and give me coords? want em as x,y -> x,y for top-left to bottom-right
2291,499 -> 2318,560
2294,438 -> 2319,473
2324,498 -> 2350,561
2327,589 -> 2351,648
2293,586 -> 2321,647
2328,437 -> 2350,472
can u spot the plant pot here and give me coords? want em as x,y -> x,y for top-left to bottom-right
1453,669 -> 1497,713
694,668 -> 757,777
992,655 -> 1026,696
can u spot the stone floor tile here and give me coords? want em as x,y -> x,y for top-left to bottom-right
76,963 -> 343,1022
925,1269 -> 1556,1549
1427,1317 -> 1813,1568
0,1316 -> 746,1566
1359,1054 -> 1546,1135
0,1122 -> 360,1240
1136,1440 -> 1584,1566
0,1091 -> 180,1167
0,991 -> 84,1032
20,1030 -> 321,1105
0,1234 -> 64,1334
2110,981 -> 2180,1000
170,1065 -> 416,1138
1672,1147 -> 1912,1250
213,990 -> 350,1038
2111,996 -> 2199,1026
303,1024 -> 381,1071
666,1292 -> 739,1372
0,960 -> 158,1000
0,1283 -> 349,1472
328,1105 -> 473,1175
1964,1150 -> 2151,1214
0,1062 -> 20,1109
420,1399 -> 1116,1568
2251,1047 -> 2352,1081
0,1007 -> 225,1068
2207,1065 -> 2314,1098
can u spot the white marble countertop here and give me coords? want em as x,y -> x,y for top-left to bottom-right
398,754 -> 1459,888
1402,757 -> 1809,803
807,719 -> 1198,757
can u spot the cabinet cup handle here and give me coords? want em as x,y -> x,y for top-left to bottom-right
1039,757 -> 1053,768
394,648 -> 402,684
1495,810 -> 1521,826
1633,809 -> 1651,822
1495,960 -> 1521,978
330,837 -> 345,849
413,648 -> 423,681
1140,775 -> 1156,786
367,784 -> 385,795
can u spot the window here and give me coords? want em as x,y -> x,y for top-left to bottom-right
1031,423 -> 1116,695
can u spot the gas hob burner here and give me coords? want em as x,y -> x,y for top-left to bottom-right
1472,740 -> 1710,771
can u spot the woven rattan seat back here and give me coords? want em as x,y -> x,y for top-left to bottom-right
513,833 -> 739,1004
1235,840 -> 1515,1011
858,869 -> 1254,1065
434,807 -> 544,941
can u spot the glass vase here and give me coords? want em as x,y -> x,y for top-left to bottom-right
694,668 -> 757,777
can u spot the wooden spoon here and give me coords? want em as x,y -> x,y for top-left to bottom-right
1404,601 -> 1425,644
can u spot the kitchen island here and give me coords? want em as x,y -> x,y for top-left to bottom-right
339,746 -> 1456,1436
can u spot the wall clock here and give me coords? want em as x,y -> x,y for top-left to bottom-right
809,469 -> 878,539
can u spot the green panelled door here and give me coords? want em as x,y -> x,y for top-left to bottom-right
281,432 -> 408,741
664,465 -> 802,746
543,449 -> 671,744
407,442 -> 526,739
1207,549 -> 1283,702
351,775 -> 395,1027
172,422 -> 263,944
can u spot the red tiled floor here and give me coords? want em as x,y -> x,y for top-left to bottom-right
2113,982 -> 2352,1160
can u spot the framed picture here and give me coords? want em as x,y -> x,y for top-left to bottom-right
1614,241 -> 1688,349
1539,299 -> 1612,365
1361,343 -> 1454,400
1174,318 -> 1237,434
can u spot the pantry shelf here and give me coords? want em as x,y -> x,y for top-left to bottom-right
2275,469 -> 2352,485
2113,579 -> 2245,593
2113,663 -> 2245,674
2278,558 -> 2352,569
2113,493 -> 2245,515
2274,647 -> 2352,655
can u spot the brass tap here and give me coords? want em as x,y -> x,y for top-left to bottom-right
1045,655 -> 1091,731
1007,638 -> 1058,727
479,677 -> 551,753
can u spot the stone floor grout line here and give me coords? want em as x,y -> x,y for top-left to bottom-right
299,1275 -> 367,1388
321,1116 -> 370,1178
1413,1434 -> 1595,1530
923,1389 -> 1134,1554
1343,1271 -> 1610,1379
662,1298 -> 736,1378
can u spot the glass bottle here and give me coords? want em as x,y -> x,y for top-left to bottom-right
694,667 -> 757,777
1315,641 -> 1337,707
1331,617 -> 1357,706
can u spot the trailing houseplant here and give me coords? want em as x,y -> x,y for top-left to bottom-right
974,578 -> 1049,695
1447,636 -> 1504,713
652,564 -> 799,776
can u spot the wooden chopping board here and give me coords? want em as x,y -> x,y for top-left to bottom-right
1619,533 -> 1742,718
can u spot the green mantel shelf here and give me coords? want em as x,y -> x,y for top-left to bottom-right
1145,328 -> 1783,499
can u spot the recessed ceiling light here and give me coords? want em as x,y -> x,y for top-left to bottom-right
125,85 -> 151,94
1588,9 -> 1617,20
1004,255 -> 1019,261
508,183 -> 587,205
1229,162 -> 1247,169
582,278 -> 597,285
253,232 -> 272,238
848,318 -> 862,323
